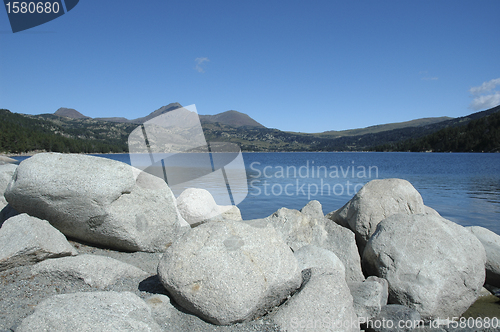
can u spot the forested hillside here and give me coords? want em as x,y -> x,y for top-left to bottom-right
0,109 -> 128,153
1,104 -> 499,154
374,109 -> 500,152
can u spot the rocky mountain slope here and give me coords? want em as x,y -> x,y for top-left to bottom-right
2,103 -> 499,153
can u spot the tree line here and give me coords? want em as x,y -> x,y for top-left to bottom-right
0,109 -> 128,154
373,110 -> 500,152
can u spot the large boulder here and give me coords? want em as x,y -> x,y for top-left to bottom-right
363,213 -> 486,320
5,153 -> 187,252
467,226 -> 500,287
157,219 -> 302,325
31,254 -> 149,288
327,178 -> 425,252
176,187 -> 242,226
265,201 -> 364,282
16,291 -> 162,332
0,164 -> 17,209
0,213 -> 77,272
271,268 -> 360,332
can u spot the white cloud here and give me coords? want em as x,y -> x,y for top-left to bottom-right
469,91 -> 500,111
194,57 -> 210,73
469,78 -> 500,110
469,78 -> 500,96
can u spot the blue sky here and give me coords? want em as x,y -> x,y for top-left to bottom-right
1,0 -> 499,133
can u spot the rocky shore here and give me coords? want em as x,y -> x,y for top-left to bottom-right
1,153 -> 499,332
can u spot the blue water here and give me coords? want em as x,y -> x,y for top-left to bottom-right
238,152 -> 500,233
12,152 -> 500,234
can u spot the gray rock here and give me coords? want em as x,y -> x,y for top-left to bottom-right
271,268 -> 360,332
157,220 -> 302,325
327,178 -> 425,252
31,254 -> 149,288
16,291 -> 162,332
467,226 -> 500,287
321,218 -> 365,282
349,276 -> 388,320
0,155 -> 19,165
365,304 -> 421,332
177,188 -> 222,225
177,188 -> 242,226
0,213 -> 77,272
424,205 -> 441,217
294,244 -> 345,277
0,164 -> 17,209
5,153 -> 187,252
144,294 -> 177,327
219,205 -> 243,221
363,213 -> 486,320
266,203 -> 365,282
300,200 -> 324,220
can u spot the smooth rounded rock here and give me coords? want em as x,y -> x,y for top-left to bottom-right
176,188 -> 242,226
363,213 -> 486,320
271,267 -> 360,332
16,291 -> 162,332
266,204 -> 365,282
31,254 -> 149,288
0,213 -> 77,272
467,226 -> 500,288
328,178 -> 425,252
0,164 -> 17,209
5,153 -> 186,252
157,220 -> 302,325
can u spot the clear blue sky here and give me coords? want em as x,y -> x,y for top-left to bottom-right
1,0 -> 499,133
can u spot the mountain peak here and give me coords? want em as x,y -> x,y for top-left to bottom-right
54,108 -> 89,119
200,110 -> 265,128
131,102 -> 183,124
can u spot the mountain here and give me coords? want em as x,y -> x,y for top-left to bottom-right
0,109 -> 128,154
3,103 -> 498,153
130,102 -> 183,124
200,110 -> 265,128
94,103 -> 265,128
54,108 -> 89,119
312,105 -> 500,151
373,104 -> 500,152
319,117 -> 452,137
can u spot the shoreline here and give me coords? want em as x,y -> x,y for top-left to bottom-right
3,150 -> 499,157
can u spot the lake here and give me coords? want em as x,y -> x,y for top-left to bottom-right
12,152 -> 500,234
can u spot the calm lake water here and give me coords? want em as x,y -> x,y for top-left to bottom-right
12,152 -> 500,234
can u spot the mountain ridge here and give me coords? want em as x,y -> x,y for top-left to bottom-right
52,103 -> 452,134
57,103 -> 265,129
316,116 -> 453,137
3,103 -> 497,153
